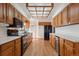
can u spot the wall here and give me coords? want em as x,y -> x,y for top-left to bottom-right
55,24 -> 79,40
38,26 -> 44,38
0,25 -> 7,37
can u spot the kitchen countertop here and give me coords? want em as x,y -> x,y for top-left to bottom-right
0,36 -> 21,45
0,33 -> 32,45
50,33 -> 79,42
55,33 -> 79,42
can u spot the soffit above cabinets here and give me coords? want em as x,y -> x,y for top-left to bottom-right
26,3 -> 54,19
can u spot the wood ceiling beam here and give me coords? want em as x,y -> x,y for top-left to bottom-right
29,10 -> 50,12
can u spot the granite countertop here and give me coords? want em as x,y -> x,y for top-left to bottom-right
0,36 -> 21,45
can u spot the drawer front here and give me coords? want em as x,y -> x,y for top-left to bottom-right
65,40 -> 73,47
1,47 -> 14,56
1,41 -> 14,51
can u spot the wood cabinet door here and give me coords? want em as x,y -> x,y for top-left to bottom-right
68,3 -> 79,24
7,4 -> 14,24
0,4 -> 4,23
1,47 -> 14,56
3,3 -> 7,23
62,7 -> 68,25
14,9 -> 18,18
57,12 -> 62,26
53,17 -> 58,27
14,38 -> 21,56
64,44 -> 73,56
59,38 -> 65,56
51,34 -> 55,48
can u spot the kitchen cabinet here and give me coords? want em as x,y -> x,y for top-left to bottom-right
49,33 -> 55,48
57,12 -> 62,26
14,9 -> 19,19
59,37 -> 65,56
0,38 -> 21,56
0,4 -> 5,23
52,16 -> 58,27
64,40 -> 73,56
6,4 -> 14,25
62,7 -> 68,25
3,3 -> 7,23
68,3 -> 79,24
59,37 -> 79,56
0,41 -> 14,56
14,38 -> 21,56
51,3 -> 79,27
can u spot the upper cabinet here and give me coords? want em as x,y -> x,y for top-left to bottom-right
61,7 -> 68,25
6,4 -> 14,25
57,12 -> 62,26
0,4 -> 6,23
68,3 -> 79,24
0,3 -> 29,25
51,3 -> 79,27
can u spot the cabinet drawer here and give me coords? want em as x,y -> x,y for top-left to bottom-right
65,40 -> 73,47
0,41 -> 14,51
1,47 -> 14,56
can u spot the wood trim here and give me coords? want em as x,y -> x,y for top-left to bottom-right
38,22 -> 51,26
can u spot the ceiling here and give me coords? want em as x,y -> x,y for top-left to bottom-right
26,3 -> 54,19
11,3 -> 69,22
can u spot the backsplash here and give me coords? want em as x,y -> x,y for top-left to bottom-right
0,26 -> 7,36
55,24 -> 79,35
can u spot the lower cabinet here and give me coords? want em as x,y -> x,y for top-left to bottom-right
64,43 -> 73,56
59,37 -> 79,56
0,41 -> 14,56
49,33 -> 55,48
14,38 -> 21,56
0,38 -> 21,56
59,38 -> 65,56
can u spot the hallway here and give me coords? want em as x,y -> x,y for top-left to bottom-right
23,39 -> 58,56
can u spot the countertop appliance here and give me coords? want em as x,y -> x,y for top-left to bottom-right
7,29 -> 18,36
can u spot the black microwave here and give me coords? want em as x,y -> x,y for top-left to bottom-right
7,29 -> 18,36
